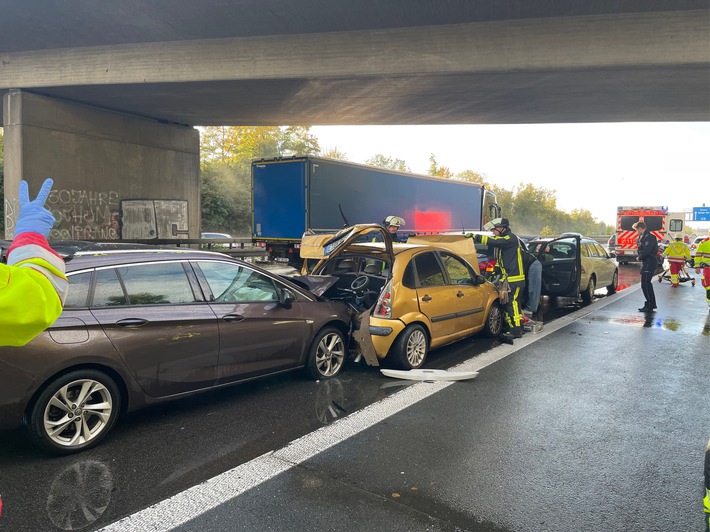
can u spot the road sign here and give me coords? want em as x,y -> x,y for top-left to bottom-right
693,207 -> 710,221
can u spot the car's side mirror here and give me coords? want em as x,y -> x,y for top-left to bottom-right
279,288 -> 296,309
609,252 -> 616,258
476,274 -> 486,285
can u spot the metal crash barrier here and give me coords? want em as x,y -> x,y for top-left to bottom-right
65,238 -> 268,259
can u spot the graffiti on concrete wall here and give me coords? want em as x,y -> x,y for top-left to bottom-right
4,188 -> 189,240
4,189 -> 118,240
47,189 -> 121,240
4,198 -> 18,237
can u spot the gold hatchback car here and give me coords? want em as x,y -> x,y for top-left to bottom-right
295,225 -> 503,370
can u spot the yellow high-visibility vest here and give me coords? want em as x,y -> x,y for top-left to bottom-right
0,234 -> 67,347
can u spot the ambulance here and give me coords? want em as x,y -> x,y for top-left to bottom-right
614,206 -> 684,264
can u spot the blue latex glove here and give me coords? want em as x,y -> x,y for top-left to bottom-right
15,178 -> 56,238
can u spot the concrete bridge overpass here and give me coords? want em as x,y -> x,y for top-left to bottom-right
1,0 -> 709,239
1,0 -> 708,125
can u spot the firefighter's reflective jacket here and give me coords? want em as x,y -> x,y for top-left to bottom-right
695,238 -> 710,268
662,240 -> 691,265
0,233 -> 68,347
476,230 -> 525,283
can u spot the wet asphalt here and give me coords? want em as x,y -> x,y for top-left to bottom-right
102,277 -> 710,532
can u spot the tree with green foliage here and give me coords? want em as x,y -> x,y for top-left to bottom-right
365,154 -> 411,173
200,163 -> 252,235
427,153 -> 453,179
201,126 -> 319,165
506,183 -> 559,235
278,126 -> 320,157
321,146 -> 348,160
199,126 -> 320,235
454,169 -> 487,184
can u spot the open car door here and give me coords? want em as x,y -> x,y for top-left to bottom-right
530,236 -> 581,298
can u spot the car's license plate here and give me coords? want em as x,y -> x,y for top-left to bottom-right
274,257 -> 290,262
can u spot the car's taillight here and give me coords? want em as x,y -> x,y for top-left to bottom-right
481,259 -> 496,273
374,280 -> 393,318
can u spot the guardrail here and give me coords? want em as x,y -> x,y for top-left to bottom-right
532,235 -> 612,244
88,238 -> 268,258
587,235 -> 613,244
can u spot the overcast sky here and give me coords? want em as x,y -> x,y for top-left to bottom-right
310,122 -> 710,228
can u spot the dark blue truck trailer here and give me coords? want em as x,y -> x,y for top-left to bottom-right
252,156 -> 500,264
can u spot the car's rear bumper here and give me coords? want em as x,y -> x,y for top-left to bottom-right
369,319 -> 407,359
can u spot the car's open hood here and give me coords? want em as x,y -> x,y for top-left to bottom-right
289,275 -> 339,297
300,224 -> 394,261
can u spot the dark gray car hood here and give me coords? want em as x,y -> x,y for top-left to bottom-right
290,275 -> 339,297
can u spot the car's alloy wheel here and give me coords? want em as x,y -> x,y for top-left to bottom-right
581,275 -> 596,304
306,327 -> 346,379
27,370 -> 121,455
484,302 -> 504,337
391,324 -> 428,370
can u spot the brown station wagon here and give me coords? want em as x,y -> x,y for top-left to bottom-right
0,246 -> 351,454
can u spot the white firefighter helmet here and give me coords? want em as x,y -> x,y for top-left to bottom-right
383,215 -> 405,227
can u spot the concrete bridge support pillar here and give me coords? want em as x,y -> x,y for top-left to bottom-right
2,90 -> 200,240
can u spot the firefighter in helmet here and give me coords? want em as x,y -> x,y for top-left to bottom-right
662,235 -> 691,287
694,229 -> 710,309
382,215 -> 406,242
1,179 -> 68,346
466,218 -> 524,344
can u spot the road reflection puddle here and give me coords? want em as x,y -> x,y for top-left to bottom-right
588,314 -> 683,331
46,460 -> 113,530
313,376 -> 412,424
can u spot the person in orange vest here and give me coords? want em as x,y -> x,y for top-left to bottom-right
0,178 -> 68,346
662,235 -> 691,287
694,229 -> 710,309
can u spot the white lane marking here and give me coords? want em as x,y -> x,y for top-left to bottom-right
101,287 -> 638,531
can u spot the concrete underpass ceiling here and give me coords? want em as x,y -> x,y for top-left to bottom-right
23,64 -> 709,126
1,0 -> 709,126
